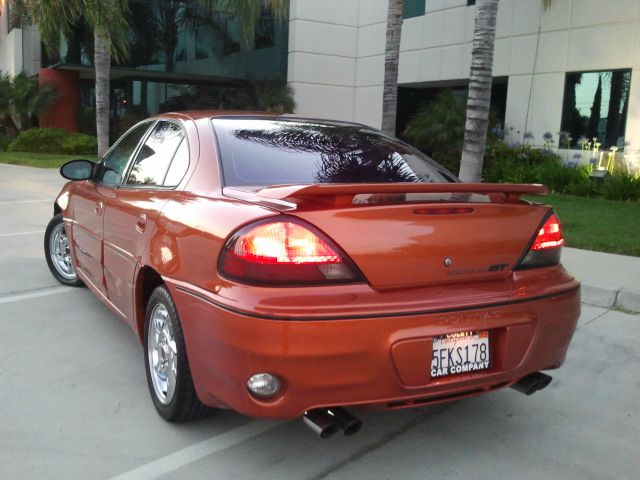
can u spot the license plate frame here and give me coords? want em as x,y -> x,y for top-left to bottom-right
430,330 -> 490,378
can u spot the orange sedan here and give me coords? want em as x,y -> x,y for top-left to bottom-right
45,112 -> 580,438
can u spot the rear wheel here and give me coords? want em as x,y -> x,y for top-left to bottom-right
44,213 -> 83,287
144,285 -> 210,421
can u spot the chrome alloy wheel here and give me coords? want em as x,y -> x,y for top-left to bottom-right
49,222 -> 77,281
148,303 -> 178,405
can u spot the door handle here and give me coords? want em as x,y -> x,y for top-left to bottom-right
95,201 -> 104,216
136,213 -> 147,233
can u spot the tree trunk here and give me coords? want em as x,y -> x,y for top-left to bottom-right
586,75 -> 602,143
381,0 -> 403,136
2,116 -> 19,137
560,74 -> 582,147
95,33 -> 112,157
458,0 -> 499,183
618,75 -> 630,146
605,70 -> 624,147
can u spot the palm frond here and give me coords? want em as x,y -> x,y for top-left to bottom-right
82,0 -> 131,62
13,0 -> 79,54
0,72 -> 57,131
215,0 -> 288,49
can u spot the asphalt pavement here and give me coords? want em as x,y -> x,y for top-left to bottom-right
0,163 -> 638,480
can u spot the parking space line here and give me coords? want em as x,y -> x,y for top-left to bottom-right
0,286 -> 74,305
109,420 -> 283,480
0,230 -> 45,238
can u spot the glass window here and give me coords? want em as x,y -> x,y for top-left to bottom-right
164,138 -> 190,186
255,8 -> 275,49
213,118 -> 454,187
97,122 -> 152,185
49,0 -> 288,81
467,1 -> 476,6
560,70 -> 631,149
126,121 -> 184,186
404,0 -> 426,19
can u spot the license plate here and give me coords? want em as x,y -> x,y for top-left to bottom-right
430,330 -> 490,378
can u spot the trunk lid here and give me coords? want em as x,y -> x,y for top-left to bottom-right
223,183 -> 550,289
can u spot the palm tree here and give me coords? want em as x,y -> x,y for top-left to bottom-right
0,71 -> 57,136
381,0 -> 404,136
13,0 -> 130,156
459,0 -> 556,182
14,0 -> 288,155
458,0 -> 499,182
217,0 -> 288,49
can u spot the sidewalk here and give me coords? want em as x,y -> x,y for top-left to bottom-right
562,247 -> 640,313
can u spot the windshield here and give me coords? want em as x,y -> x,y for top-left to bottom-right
212,118 -> 457,187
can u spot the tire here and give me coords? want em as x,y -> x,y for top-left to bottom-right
44,213 -> 83,287
144,285 -> 210,422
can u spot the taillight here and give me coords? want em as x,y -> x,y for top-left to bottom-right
516,212 -> 565,269
219,218 -> 363,285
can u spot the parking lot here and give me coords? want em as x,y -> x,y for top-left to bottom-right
0,162 -> 638,480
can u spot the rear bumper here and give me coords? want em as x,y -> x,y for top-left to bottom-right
168,282 -> 580,419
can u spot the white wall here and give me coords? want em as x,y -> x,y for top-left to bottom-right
287,0 -> 360,122
0,1 -> 41,77
288,0 -> 640,150
353,0 -> 386,127
499,0 -> 640,149
0,0 -> 22,75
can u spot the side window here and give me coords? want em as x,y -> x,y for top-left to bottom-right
164,138 -> 190,187
126,121 -> 184,186
97,122 -> 152,185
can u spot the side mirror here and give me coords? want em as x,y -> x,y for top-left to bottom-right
60,159 -> 94,181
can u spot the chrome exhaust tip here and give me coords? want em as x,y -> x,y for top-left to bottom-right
303,409 -> 340,439
329,407 -> 363,436
510,372 -> 553,395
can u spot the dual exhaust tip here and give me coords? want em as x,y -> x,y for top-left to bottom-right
304,372 -> 552,438
510,371 -> 553,396
303,407 -> 362,439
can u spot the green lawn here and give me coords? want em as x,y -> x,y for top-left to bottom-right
527,194 -> 640,256
0,151 -> 94,168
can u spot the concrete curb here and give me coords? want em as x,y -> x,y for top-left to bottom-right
581,284 -> 640,313
617,288 -> 640,313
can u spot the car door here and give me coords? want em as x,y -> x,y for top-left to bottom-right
102,120 -> 189,325
71,122 -> 153,297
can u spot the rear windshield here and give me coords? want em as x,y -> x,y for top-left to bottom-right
212,118 -> 456,187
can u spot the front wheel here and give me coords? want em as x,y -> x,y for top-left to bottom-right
44,213 -> 83,287
144,285 -> 210,422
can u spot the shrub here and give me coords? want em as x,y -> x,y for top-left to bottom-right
482,143 -> 598,195
566,178 -> 596,197
483,143 -> 560,183
431,150 -> 463,175
61,135 -> 98,155
7,128 -> 97,155
0,132 -> 11,151
402,91 -> 503,175
402,91 -> 466,158
600,173 -> 640,201
533,160 -> 591,194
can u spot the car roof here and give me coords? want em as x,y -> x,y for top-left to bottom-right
153,110 -> 372,130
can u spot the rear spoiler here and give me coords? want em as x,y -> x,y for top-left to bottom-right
223,183 -> 548,210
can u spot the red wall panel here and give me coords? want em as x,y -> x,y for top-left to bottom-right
39,68 -> 79,132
